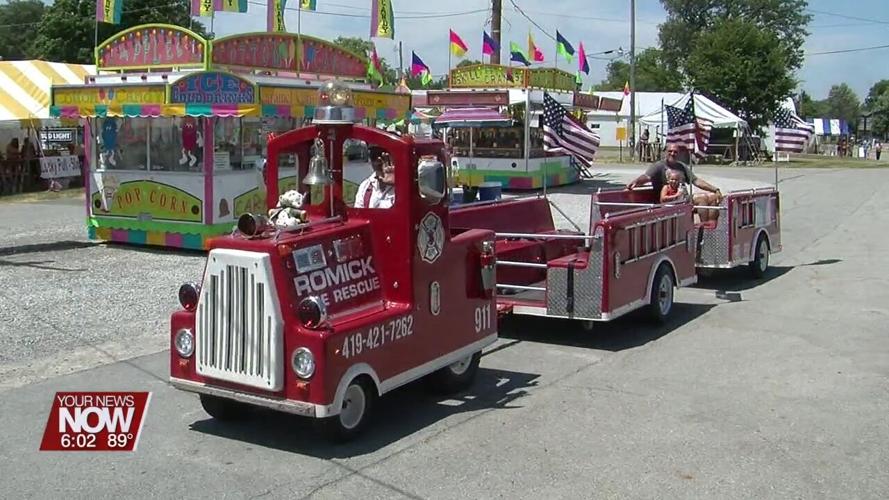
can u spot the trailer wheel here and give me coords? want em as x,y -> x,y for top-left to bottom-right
647,264 -> 674,323
427,351 -> 481,394
321,377 -> 375,443
749,235 -> 770,278
199,394 -> 251,421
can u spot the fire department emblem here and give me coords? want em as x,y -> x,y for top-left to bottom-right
418,212 -> 444,264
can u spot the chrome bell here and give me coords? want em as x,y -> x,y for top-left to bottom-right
303,137 -> 332,186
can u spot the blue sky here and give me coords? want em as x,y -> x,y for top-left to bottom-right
206,0 -> 889,101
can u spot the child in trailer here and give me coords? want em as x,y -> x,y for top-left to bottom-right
659,169 -> 689,204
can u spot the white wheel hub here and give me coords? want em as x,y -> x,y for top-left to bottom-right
657,275 -> 673,316
339,384 -> 366,430
758,240 -> 769,272
448,355 -> 473,376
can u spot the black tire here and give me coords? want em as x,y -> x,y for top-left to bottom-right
647,264 -> 675,323
319,378 -> 375,443
749,234 -> 770,279
199,394 -> 251,421
427,351 -> 482,394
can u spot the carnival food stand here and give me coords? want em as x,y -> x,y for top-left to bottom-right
414,64 -> 600,190
50,24 -> 410,250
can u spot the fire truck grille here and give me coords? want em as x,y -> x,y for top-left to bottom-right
196,249 -> 284,391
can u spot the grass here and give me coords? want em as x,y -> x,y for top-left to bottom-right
0,187 -> 85,203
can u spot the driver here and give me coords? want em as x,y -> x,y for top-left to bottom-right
354,150 -> 395,209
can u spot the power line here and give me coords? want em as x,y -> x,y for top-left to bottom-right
807,43 -> 889,56
807,8 -> 889,25
0,2 -> 186,30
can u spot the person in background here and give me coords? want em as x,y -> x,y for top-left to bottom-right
876,142 -> 882,161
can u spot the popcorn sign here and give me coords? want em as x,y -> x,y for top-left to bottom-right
40,392 -> 151,451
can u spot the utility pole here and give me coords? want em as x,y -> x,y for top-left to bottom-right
491,0 -> 502,64
630,0 -> 637,160
398,41 -> 404,80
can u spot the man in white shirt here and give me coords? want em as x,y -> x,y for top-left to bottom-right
354,152 -> 395,209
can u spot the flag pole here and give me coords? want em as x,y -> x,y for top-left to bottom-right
94,18 -> 99,59
297,6 -> 302,74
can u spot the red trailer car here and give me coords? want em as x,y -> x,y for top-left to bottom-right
450,188 -> 699,327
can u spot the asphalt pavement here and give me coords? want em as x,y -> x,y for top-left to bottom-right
0,165 -> 887,499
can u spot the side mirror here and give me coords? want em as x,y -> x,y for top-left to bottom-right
418,158 -> 446,204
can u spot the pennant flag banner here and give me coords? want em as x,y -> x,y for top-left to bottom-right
482,31 -> 499,56
96,0 -> 122,24
411,51 -> 433,86
367,44 -> 384,85
450,29 -> 469,57
267,0 -> 287,31
215,0 -> 248,12
370,0 -> 395,39
299,0 -> 316,9
528,33 -> 544,62
623,81 -> 630,96
578,41 -> 590,75
191,0 -> 214,16
411,51 -> 430,77
556,31 -> 575,63
510,42 -> 530,66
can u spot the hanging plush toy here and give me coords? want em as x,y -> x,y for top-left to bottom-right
267,190 -> 307,230
99,117 -> 119,168
178,116 -> 201,169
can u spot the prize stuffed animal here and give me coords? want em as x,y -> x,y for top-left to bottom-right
268,190 -> 307,229
178,116 -> 202,168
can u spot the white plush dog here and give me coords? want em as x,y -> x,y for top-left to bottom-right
268,190 -> 307,229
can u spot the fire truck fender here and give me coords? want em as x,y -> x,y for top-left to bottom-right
323,363 -> 381,417
748,229 -> 771,262
644,256 -> 678,305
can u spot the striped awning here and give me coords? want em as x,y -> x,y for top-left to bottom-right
433,107 -> 513,128
0,60 -> 95,123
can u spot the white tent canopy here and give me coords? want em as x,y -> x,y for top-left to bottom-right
639,92 -> 746,129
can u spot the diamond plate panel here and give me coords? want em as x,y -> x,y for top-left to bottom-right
546,249 -> 603,319
697,201 -> 730,266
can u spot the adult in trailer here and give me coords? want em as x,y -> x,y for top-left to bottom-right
626,144 -> 724,222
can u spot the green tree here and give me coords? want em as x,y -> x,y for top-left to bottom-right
798,90 -> 827,118
659,0 -> 811,74
456,59 -> 483,68
823,83 -> 860,124
685,19 -> 796,130
31,0 -> 204,64
863,80 -> 889,110
331,36 -> 399,84
868,92 -> 889,138
596,48 -> 683,91
0,0 -> 45,60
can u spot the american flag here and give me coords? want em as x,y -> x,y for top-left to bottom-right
666,96 -> 713,158
774,107 -> 815,153
542,92 -> 600,167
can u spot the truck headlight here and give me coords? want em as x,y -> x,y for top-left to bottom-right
174,328 -> 195,358
291,347 -> 315,379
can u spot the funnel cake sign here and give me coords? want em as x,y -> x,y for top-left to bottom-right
211,33 -> 367,78
97,25 -> 206,70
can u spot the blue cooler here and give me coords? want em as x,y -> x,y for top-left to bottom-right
450,187 -> 464,205
478,181 -> 502,201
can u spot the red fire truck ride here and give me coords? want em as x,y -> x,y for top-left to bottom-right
170,82 -> 498,441
169,82 -> 782,440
